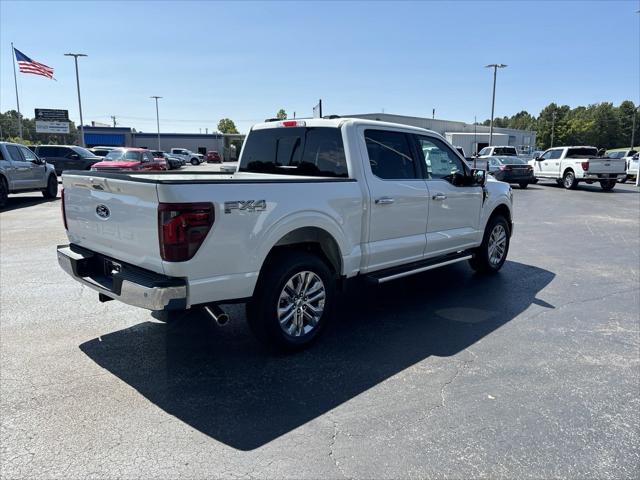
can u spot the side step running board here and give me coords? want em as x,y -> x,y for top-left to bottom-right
368,253 -> 473,284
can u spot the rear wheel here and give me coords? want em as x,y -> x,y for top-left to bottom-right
0,177 -> 8,209
246,250 -> 335,352
600,179 -> 616,191
469,215 -> 510,274
42,174 -> 58,199
519,182 -> 528,189
563,170 -> 578,190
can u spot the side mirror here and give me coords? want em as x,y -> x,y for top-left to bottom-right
471,168 -> 487,186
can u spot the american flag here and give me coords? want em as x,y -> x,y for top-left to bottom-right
14,48 -> 54,79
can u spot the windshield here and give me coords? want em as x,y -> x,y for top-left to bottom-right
72,146 -> 98,158
493,147 -> 518,156
104,150 -> 141,161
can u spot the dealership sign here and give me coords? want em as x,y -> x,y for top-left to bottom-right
35,121 -> 70,134
35,108 -> 69,122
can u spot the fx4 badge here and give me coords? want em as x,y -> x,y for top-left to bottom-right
224,200 -> 267,214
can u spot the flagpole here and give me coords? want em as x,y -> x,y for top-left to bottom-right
10,42 -> 23,139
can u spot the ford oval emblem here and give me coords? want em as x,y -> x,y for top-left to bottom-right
96,204 -> 110,219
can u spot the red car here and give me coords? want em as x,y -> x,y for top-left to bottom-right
91,148 -> 167,171
206,150 -> 222,163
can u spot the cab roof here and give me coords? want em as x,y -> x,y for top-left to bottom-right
250,117 -> 439,136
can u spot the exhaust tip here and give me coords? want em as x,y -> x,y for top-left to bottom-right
203,304 -> 230,326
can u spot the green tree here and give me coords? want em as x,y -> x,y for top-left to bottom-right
217,118 -> 239,134
276,109 -> 287,120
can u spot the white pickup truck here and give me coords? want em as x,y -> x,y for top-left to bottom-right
57,118 -> 514,351
530,146 -> 626,191
170,148 -> 203,165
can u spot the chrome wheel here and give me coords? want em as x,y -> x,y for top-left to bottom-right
487,224 -> 507,265
564,172 -> 574,189
277,271 -> 326,337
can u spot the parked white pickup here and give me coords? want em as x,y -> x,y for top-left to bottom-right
57,118 -> 514,351
530,146 -> 626,191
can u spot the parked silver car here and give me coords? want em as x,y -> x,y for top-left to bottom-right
0,142 -> 58,208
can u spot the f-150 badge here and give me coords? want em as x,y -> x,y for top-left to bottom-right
224,200 -> 267,214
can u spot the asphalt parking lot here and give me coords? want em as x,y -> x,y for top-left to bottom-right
1,180 -> 638,479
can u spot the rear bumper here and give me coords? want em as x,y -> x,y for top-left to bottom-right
581,173 -> 625,180
57,244 -> 187,311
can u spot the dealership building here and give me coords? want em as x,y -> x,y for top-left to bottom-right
81,126 -> 244,160
347,113 -> 537,156
82,113 -> 536,159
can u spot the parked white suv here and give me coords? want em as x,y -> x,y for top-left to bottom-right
58,118 -> 514,351
0,142 -> 58,208
607,149 -> 638,183
530,146 -> 626,191
170,148 -> 203,165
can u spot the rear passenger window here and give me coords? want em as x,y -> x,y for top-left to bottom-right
364,129 -> 417,180
239,127 -> 347,177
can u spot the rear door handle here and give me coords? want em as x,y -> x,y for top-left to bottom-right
432,193 -> 447,201
375,196 -> 395,205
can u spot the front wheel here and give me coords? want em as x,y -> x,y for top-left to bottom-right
519,182 -> 528,189
469,215 -> 510,274
246,250 -> 335,352
191,158 -> 199,165
42,175 -> 58,199
563,170 -> 578,190
600,179 -> 616,191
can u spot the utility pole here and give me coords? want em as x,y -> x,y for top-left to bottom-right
150,96 -> 162,151
485,63 -> 507,147
550,111 -> 557,148
110,115 -> 116,128
432,108 -> 435,119
64,53 -> 88,146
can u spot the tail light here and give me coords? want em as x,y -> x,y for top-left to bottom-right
61,188 -> 68,230
581,161 -> 589,171
499,165 -> 512,171
158,203 -> 214,262
280,120 -> 306,127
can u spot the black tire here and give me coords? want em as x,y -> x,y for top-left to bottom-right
600,179 -> 616,191
563,170 -> 578,190
42,174 -> 58,199
191,158 -> 199,166
555,178 -> 563,186
532,178 -> 538,184
246,250 -> 336,352
519,182 -> 528,189
618,175 -> 627,184
0,176 -> 8,209
469,214 -> 510,274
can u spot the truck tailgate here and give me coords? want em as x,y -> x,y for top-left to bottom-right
62,174 -> 164,274
587,158 -> 625,174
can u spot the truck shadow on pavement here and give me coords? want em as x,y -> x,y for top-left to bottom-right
1,195 -> 59,212
80,260 -> 554,451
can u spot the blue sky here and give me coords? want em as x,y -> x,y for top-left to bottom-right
1,1 -> 638,133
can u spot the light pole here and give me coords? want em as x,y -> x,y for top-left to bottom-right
64,53 -> 87,147
485,63 -> 507,146
550,111 -> 557,148
150,96 -> 162,151
632,106 -> 639,187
